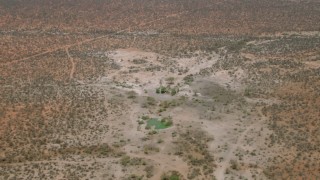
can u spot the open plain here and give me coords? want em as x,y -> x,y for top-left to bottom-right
0,0 -> 319,179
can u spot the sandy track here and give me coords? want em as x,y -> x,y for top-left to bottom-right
0,158 -> 113,166
0,4 -> 218,67
65,48 -> 75,79
0,8 -> 201,67
1,35 -> 109,66
214,119 -> 263,180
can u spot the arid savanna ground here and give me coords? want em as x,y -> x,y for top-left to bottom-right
0,0 -> 319,179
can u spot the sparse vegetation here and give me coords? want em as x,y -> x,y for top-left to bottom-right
1,0 -> 319,179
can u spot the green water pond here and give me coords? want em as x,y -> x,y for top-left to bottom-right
147,118 -> 171,129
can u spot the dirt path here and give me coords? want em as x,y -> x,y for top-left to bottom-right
214,119 -> 263,180
0,3 -> 218,67
1,35 -> 110,66
1,9 -> 194,67
0,158 -> 105,166
65,48 -> 75,79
